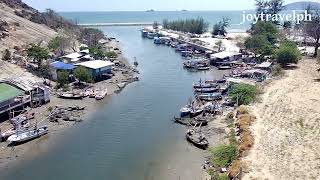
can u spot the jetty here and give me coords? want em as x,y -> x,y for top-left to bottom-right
79,22 -> 154,27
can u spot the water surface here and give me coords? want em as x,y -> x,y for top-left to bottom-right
0,26 -> 226,180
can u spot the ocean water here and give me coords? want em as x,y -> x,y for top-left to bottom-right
60,11 -> 252,30
0,14 -> 230,180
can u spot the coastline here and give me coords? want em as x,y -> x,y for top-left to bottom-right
0,38 -> 138,170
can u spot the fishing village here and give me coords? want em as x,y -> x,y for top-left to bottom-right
0,0 -> 320,180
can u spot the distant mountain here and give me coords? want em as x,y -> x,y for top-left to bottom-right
284,1 -> 320,10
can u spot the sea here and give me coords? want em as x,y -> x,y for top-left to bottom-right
0,11 -> 245,180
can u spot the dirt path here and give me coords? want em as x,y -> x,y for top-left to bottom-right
243,59 -> 320,180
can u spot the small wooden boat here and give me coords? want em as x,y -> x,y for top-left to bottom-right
7,126 -> 48,144
196,93 -> 223,101
194,88 -> 219,93
185,129 -> 209,149
190,108 -> 203,117
180,106 -> 192,117
193,83 -> 218,89
58,92 -> 83,100
218,66 -> 232,70
174,117 -> 208,126
197,66 -> 210,71
95,89 -> 108,100
117,83 -> 126,89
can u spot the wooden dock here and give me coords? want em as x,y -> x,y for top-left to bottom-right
79,22 -> 154,27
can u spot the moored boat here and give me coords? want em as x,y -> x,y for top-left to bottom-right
194,87 -> 219,93
58,92 -> 83,100
95,89 -> 108,100
196,93 -> 223,101
185,129 -> 209,149
7,126 -> 48,144
174,117 -> 209,126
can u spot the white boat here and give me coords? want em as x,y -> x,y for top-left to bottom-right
95,89 -> 108,100
7,126 -> 48,143
117,83 -> 126,89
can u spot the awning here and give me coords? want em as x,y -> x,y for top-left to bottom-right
50,61 -> 75,70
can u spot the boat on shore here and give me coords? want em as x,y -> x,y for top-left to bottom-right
7,126 -> 48,144
174,117 -> 209,126
185,129 -> 209,149
218,65 -> 232,70
193,82 -> 218,89
95,89 -> 108,100
58,92 -> 83,100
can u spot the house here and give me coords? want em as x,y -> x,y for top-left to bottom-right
0,80 -> 50,117
76,60 -> 115,81
210,51 -> 242,65
60,50 -> 92,63
49,61 -> 76,80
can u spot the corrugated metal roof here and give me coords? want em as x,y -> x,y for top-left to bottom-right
76,60 -> 114,70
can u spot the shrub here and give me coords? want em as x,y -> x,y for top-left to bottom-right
275,41 -> 301,66
57,70 -> 69,87
74,66 -> 92,83
272,64 -> 285,77
229,84 -> 259,105
209,144 -> 237,168
2,49 -> 11,61
162,17 -> 209,34
106,51 -> 118,59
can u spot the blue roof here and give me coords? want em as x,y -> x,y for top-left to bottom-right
50,61 -> 75,70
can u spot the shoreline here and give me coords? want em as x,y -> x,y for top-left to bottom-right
0,38 -> 138,170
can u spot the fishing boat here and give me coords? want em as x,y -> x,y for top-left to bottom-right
193,82 -> 218,89
205,79 -> 227,84
58,92 -> 83,100
194,87 -> 219,93
180,106 -> 192,117
95,89 -> 108,100
218,65 -> 232,70
174,117 -> 209,126
196,93 -> 223,101
117,82 -> 126,89
7,126 -> 48,144
190,108 -> 203,117
185,129 -> 209,149
197,66 -> 210,71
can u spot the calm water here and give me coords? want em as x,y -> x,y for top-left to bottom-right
60,11 -> 252,30
0,26 -> 226,180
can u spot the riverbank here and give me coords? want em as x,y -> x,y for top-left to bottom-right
243,58 -> 320,179
0,38 -> 138,169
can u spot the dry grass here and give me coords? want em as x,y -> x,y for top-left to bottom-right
228,159 -> 242,179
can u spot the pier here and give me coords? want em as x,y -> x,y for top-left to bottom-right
79,22 -> 154,27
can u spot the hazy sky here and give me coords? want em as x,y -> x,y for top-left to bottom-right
23,0 -> 318,12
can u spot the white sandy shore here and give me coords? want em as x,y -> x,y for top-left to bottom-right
243,59 -> 320,180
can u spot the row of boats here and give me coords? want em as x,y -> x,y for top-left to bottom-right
58,88 -> 108,101
174,79 -> 237,150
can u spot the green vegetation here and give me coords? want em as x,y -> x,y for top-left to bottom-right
57,70 -> 69,88
27,44 -> 49,68
212,18 -> 230,37
274,40 -> 301,66
254,0 -> 284,25
209,144 -> 237,168
2,49 -> 11,61
106,51 -> 118,59
153,21 -> 160,30
89,46 -> 106,59
245,21 -> 279,58
303,8 -> 320,57
0,83 -> 23,102
38,64 -> 51,78
229,84 -> 259,105
162,17 -> 209,34
48,36 -> 70,55
74,67 -> 92,84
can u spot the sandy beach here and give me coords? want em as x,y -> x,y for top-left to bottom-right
243,59 -> 320,180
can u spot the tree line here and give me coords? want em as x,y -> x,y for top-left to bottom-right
162,17 -> 209,34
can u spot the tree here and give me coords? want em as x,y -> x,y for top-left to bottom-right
212,18 -> 230,37
48,36 -> 70,56
283,21 -> 292,29
80,28 -> 104,47
275,41 -> 301,66
229,84 -> 259,105
245,34 -> 273,57
57,70 -> 69,87
27,44 -> 49,68
2,49 -> 11,61
304,10 -> 320,57
161,17 -> 209,34
153,21 -> 160,30
74,66 -> 92,84
254,0 -> 284,24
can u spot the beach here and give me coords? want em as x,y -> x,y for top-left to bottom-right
243,59 -> 320,179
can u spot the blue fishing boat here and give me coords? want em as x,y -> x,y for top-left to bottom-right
194,87 -> 219,93
154,37 -> 161,44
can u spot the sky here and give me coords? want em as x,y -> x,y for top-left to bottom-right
23,0 -> 318,12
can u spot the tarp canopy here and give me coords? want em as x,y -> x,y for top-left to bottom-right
210,51 -> 241,59
50,61 -> 75,70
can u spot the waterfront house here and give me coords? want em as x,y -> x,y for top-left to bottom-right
0,79 -> 50,118
75,60 -> 115,81
49,61 -> 76,80
210,51 -> 242,65
60,50 -> 92,63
